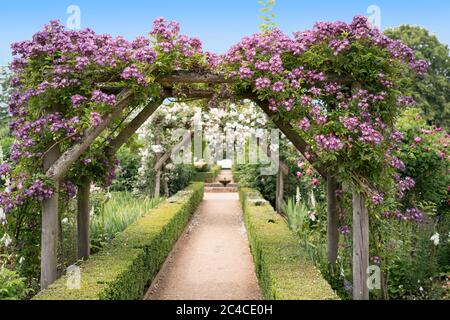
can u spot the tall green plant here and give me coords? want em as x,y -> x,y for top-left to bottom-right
258,0 -> 277,32
283,198 -> 309,232
90,192 -> 162,251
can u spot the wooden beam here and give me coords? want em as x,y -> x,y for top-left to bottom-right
158,71 -> 232,85
46,89 -> 134,181
102,71 -> 353,93
254,99 -> 327,178
107,100 -> 162,155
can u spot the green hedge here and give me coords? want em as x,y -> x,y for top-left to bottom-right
239,188 -> 338,300
192,165 -> 221,183
34,183 -> 204,300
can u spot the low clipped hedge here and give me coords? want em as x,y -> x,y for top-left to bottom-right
239,188 -> 338,300
192,165 -> 221,183
34,183 -> 204,300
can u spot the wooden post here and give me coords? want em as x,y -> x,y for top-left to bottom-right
77,177 -> 91,260
352,191 -> 369,300
327,174 -> 340,265
163,176 -> 170,197
276,171 -> 284,213
154,170 -> 161,198
40,145 -> 61,289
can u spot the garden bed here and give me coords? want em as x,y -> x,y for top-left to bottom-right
33,183 -> 204,300
239,187 -> 339,300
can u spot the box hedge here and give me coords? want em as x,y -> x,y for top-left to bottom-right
239,188 -> 339,300
34,183 -> 204,300
192,165 -> 221,183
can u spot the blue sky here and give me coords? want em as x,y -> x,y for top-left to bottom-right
1,0 -> 449,66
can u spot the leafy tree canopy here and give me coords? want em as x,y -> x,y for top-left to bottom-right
385,25 -> 450,128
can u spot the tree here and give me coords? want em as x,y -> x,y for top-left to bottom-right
385,25 -> 450,128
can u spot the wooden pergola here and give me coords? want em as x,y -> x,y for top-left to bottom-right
40,70 -> 369,300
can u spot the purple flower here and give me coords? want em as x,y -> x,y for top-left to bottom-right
255,77 -> 271,90
24,179 -> 54,201
0,164 -> 11,176
341,116 -> 359,132
372,193 -> 384,205
314,134 -> 344,151
412,59 -> 429,75
339,226 -> 350,235
299,118 -> 311,130
396,95 -> 415,107
359,123 -> 384,145
91,90 -> 116,106
389,156 -> 406,171
75,57 -> 89,71
269,55 -> 283,74
71,95 -> 87,107
329,38 -> 349,55
282,98 -> 294,111
300,95 -> 311,106
90,112 -> 102,127
309,87 -> 322,96
382,208 -> 424,223
255,60 -> 270,71
272,81 -> 285,92
62,180 -> 77,198
121,65 -> 147,85
405,208 -> 424,223
371,256 -> 381,265
239,66 -> 254,79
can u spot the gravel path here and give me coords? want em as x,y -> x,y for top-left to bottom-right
144,193 -> 262,300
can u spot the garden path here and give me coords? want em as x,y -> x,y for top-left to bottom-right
144,192 -> 262,300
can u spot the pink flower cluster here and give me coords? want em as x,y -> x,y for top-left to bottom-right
395,175 -> 416,198
382,208 -> 424,223
372,193 -> 384,205
151,17 -> 203,58
314,134 -> 344,151
71,94 -> 87,107
90,112 -> 102,127
121,65 -> 146,85
359,123 -> 384,145
91,90 -> 116,106
23,179 -> 54,201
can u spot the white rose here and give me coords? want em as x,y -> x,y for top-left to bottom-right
430,233 -> 440,246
